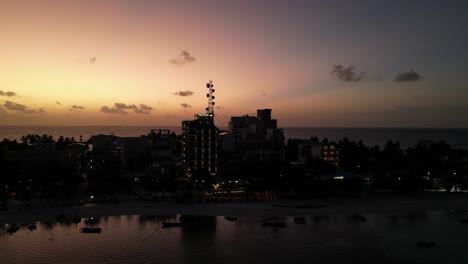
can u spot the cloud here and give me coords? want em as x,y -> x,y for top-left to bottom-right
180,103 -> 192,109
134,104 -> 153,114
101,102 -> 153,114
215,106 -> 223,109
0,90 -> 17,97
100,105 -> 128,114
3,100 -> 44,114
330,64 -> 366,82
56,101 -> 61,105
69,105 -> 85,111
170,50 -> 196,66
89,57 -> 97,64
174,90 -> 194,96
394,70 -> 422,82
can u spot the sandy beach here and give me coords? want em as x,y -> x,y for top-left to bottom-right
1,193 -> 468,224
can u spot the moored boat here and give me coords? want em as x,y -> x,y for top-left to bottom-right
7,223 -> 20,234
224,216 -> 237,222
80,227 -> 102,233
262,217 -> 286,227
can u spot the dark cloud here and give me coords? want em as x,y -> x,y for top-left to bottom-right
101,102 -> 153,114
330,64 -> 366,82
69,105 -> 85,111
394,70 -> 422,82
114,102 -> 137,110
174,90 -> 194,96
3,100 -> 45,114
89,57 -> 97,64
56,101 -> 61,105
170,50 -> 196,66
100,105 -> 128,114
181,103 -> 192,109
0,90 -> 17,97
134,104 -> 153,114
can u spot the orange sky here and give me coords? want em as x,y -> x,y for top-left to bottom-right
1,1 -> 467,127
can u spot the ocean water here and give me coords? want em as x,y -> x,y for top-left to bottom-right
1,212 -> 468,264
1,126 -> 467,149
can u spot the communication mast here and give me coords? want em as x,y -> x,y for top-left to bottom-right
205,80 -> 215,116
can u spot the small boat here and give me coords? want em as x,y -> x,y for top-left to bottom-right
224,216 -> 237,222
28,223 -> 37,231
262,218 -> 286,228
7,223 -> 20,234
294,216 -> 306,224
162,222 -> 183,228
417,241 -> 436,248
80,227 -> 102,233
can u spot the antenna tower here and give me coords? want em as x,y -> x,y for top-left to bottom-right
205,80 -> 215,116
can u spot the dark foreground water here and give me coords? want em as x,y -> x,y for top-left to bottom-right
2,212 -> 468,264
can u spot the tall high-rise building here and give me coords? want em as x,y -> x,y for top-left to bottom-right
181,81 -> 218,177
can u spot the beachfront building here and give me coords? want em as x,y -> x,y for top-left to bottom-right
182,114 -> 218,177
181,81 -> 218,178
224,109 -> 284,161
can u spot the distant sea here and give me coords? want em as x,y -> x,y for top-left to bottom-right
1,126 -> 468,149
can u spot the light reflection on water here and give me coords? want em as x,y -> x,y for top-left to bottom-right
1,212 -> 468,264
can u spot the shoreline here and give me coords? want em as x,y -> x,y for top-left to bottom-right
2,193 -> 468,224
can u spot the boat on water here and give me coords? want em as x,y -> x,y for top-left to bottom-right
262,217 -> 286,228
80,227 -> 102,233
417,241 -> 436,248
162,222 -> 183,228
224,216 -> 237,222
7,223 -> 20,234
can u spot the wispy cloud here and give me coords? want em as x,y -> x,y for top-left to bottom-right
170,50 -> 196,66
101,102 -> 153,114
0,90 -> 17,97
56,101 -> 62,105
89,57 -> 97,64
69,105 -> 85,111
181,103 -> 192,109
3,100 -> 44,114
174,90 -> 194,96
330,64 -> 366,82
394,70 -> 422,82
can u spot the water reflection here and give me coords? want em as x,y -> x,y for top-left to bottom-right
2,212 -> 468,263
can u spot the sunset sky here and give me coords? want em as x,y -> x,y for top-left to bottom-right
1,0 -> 467,127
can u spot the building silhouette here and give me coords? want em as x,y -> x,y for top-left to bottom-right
181,81 -> 218,177
223,109 -> 284,161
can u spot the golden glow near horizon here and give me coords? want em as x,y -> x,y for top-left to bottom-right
1,1 -> 467,127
